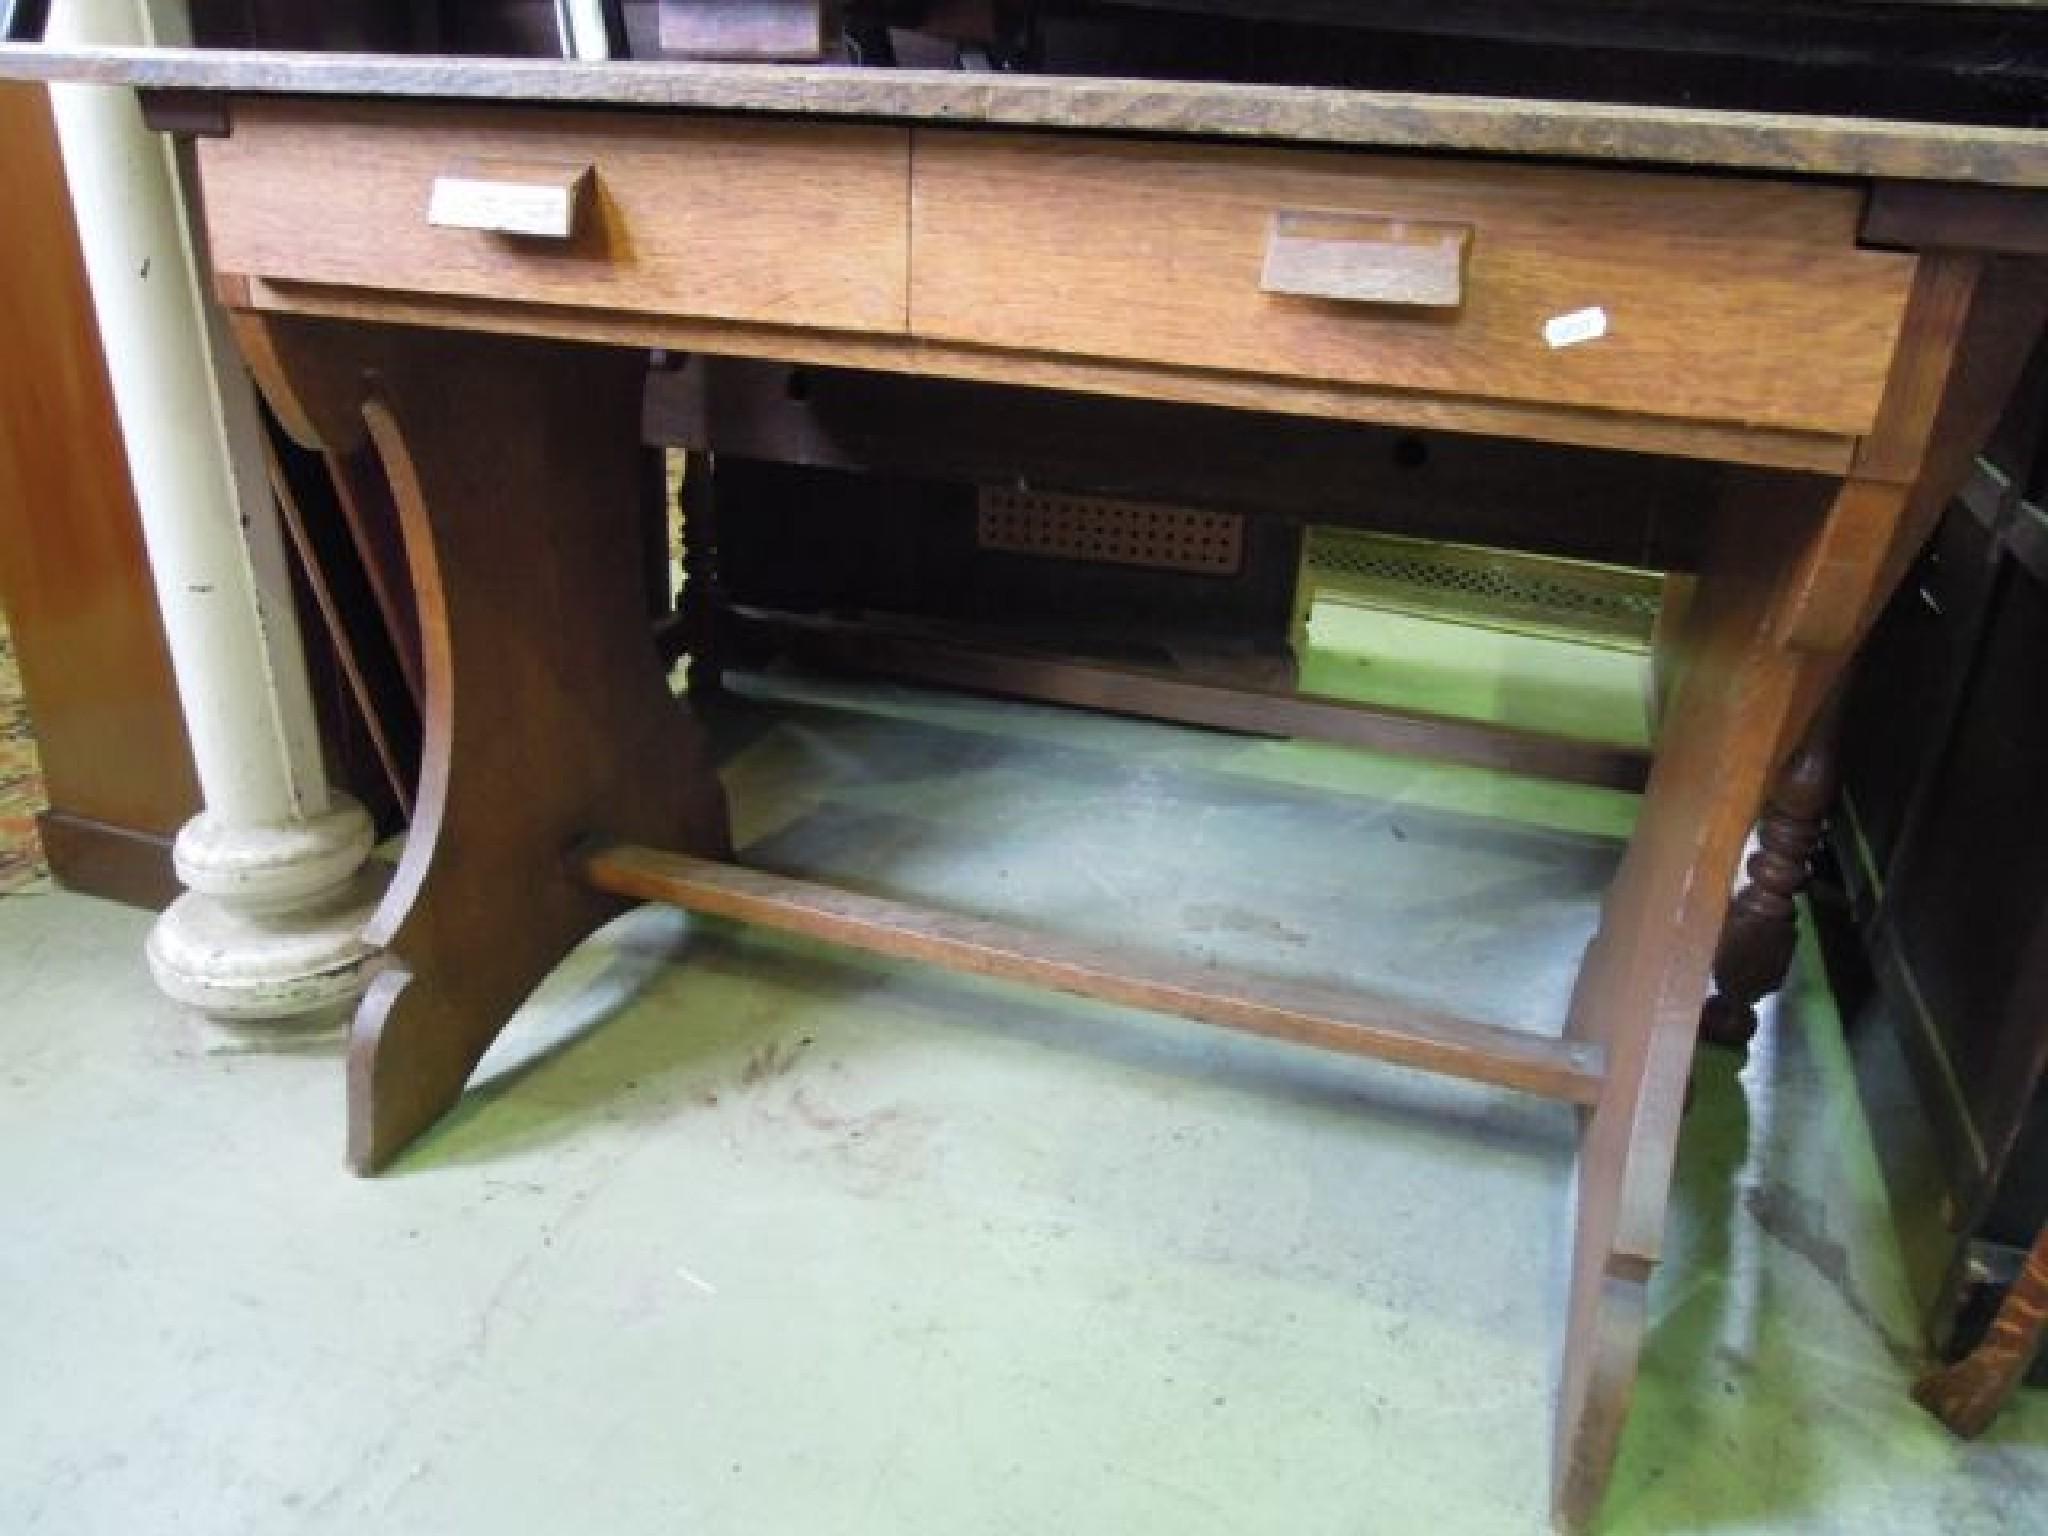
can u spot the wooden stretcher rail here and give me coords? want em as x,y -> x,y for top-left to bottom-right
729,607 -> 1655,792
580,843 -> 1609,1106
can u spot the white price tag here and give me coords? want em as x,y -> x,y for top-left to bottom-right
1543,306 -> 1609,350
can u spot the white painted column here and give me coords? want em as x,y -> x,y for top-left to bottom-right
46,0 -> 384,1025
559,0 -> 616,58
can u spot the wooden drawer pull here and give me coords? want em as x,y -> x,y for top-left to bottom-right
427,159 -> 595,240
1260,211 -> 1472,309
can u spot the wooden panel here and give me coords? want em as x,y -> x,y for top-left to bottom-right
0,84 -> 200,864
7,47 -> 2048,189
1854,254 -> 1986,483
1886,562 -> 2048,1204
1865,183 -> 2048,259
200,99 -> 910,335
229,317 -> 733,1172
1826,338 -> 2048,1382
33,812 -> 181,911
240,279 -> 1859,473
643,359 -> 1716,571
263,422 -> 418,820
704,458 -> 1306,667
582,844 -> 1608,1105
911,131 -> 1917,435
728,606 -> 1653,792
1839,505 -> 1994,873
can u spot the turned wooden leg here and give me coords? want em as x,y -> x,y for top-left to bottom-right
1698,686 -> 1848,1052
1554,476 -> 1895,1528
1914,1229 -> 2048,1438
1693,252 -> 2048,1060
234,314 -> 732,1172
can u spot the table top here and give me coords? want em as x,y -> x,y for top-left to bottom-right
3,44 -> 2047,188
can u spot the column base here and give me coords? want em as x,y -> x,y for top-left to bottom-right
146,795 -> 390,1024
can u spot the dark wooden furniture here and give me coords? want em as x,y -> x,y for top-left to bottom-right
0,81 -> 199,907
1808,337 -> 2048,1434
5,33 -> 2043,1530
654,358 -> 1690,782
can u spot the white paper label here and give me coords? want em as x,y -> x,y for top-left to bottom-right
1543,306 -> 1609,349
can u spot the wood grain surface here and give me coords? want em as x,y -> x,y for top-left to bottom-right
200,100 -> 910,335
195,102 -> 1909,441
0,83 -> 200,889
171,46 -> 2047,1522
4,43 -> 2048,186
234,315 -> 732,1173
911,131 -> 1917,435
583,844 -> 1608,1105
1914,1224 -> 2048,1438
235,279 -> 1859,471
1554,472 -> 1855,1525
1864,183 -> 2048,259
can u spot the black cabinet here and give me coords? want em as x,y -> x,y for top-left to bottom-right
1826,338 -> 2048,1369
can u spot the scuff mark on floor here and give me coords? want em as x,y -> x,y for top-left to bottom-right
1180,903 -> 1309,947
740,1036 -> 808,1086
1744,1180 -> 1916,1365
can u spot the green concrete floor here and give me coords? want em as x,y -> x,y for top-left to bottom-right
3,610 -> 2044,1534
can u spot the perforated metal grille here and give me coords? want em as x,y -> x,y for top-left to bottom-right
977,487 -> 1243,575
1307,528 -> 1661,650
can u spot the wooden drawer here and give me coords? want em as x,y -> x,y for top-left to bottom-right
200,101 -> 910,336
910,132 -> 1917,436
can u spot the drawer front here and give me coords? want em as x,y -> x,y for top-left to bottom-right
910,132 -> 1916,435
202,102 -> 910,335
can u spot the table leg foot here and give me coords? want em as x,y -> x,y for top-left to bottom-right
234,316 -> 732,1172
1913,1229 -> 2048,1439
